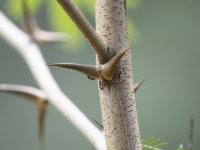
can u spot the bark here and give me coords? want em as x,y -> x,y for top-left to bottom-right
96,0 -> 142,149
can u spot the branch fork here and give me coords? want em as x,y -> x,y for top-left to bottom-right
22,0 -> 68,44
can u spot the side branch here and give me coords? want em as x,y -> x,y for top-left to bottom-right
57,0 -> 108,60
22,0 -> 68,44
0,11 -> 105,150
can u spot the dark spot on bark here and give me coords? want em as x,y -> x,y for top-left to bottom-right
99,81 -> 103,90
118,70 -> 123,81
87,76 -> 95,80
124,0 -> 127,15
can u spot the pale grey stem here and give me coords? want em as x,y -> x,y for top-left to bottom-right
96,0 -> 142,149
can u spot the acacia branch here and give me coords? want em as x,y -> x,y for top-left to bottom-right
0,84 -> 48,140
0,11 -> 105,150
57,0 -> 108,60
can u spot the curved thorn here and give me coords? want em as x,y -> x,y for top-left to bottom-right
100,48 -> 129,80
0,84 -> 47,101
133,79 -> 145,93
48,63 -> 101,80
36,100 -> 48,142
22,0 -> 39,37
0,84 -> 48,142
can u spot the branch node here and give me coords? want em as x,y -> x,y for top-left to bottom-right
99,48 -> 129,80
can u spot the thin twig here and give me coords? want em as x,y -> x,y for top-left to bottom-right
0,11 -> 105,150
189,117 -> 194,150
57,0 -> 108,61
0,84 -> 48,142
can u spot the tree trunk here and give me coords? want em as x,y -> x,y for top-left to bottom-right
96,0 -> 142,149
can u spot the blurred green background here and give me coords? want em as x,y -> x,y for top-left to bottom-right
0,0 -> 199,149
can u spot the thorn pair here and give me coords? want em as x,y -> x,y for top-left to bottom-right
22,0 -> 68,44
0,84 -> 48,141
49,48 -> 129,81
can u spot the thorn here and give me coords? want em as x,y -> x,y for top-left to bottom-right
48,63 -> 101,80
99,48 -> 129,80
22,0 -> 38,38
0,84 -> 48,143
93,119 -> 103,130
133,79 -> 145,93
22,0 -> 68,43
36,100 -> 48,142
0,84 -> 46,101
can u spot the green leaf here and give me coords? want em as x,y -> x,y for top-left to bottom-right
142,136 -> 168,150
176,144 -> 183,150
6,0 -> 43,19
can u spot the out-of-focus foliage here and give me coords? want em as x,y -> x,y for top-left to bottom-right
142,136 -> 168,150
6,0 -> 43,19
176,145 -> 183,150
5,0 -> 139,48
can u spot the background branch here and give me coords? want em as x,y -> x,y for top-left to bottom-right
189,117 -> 194,150
0,11 -> 105,150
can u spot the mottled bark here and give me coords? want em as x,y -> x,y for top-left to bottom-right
96,0 -> 142,149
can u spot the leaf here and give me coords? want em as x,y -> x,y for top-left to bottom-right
142,136 -> 168,150
176,144 -> 183,150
